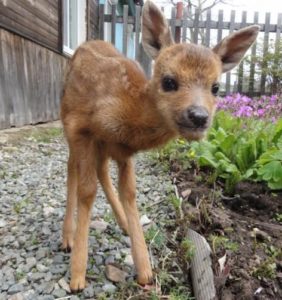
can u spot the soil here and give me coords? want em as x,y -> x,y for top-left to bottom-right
170,161 -> 282,300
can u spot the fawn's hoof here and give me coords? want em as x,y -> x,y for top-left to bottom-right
62,233 -> 74,253
70,276 -> 86,292
137,269 -> 153,286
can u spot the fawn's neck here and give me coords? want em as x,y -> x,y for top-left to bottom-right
123,83 -> 177,152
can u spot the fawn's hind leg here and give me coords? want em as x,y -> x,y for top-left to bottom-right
62,151 -> 77,252
97,152 -> 128,234
68,138 -> 98,291
118,158 -> 153,285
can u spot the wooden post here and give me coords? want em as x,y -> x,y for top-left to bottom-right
175,2 -> 183,43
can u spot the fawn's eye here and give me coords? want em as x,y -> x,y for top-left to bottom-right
162,76 -> 178,92
211,83 -> 220,95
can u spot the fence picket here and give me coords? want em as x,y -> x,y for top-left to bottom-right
237,11 -> 247,93
170,7 -> 176,40
111,4 -> 116,45
205,9 -> 211,47
225,10 -> 236,95
260,12 -> 271,94
98,4 -> 104,40
122,5 -> 128,56
182,7 -> 188,43
134,5 -> 141,60
249,12 -> 259,95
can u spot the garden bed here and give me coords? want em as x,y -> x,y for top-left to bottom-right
169,160 -> 282,300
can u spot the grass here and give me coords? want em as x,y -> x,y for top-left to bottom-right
30,127 -> 63,143
13,198 -> 30,214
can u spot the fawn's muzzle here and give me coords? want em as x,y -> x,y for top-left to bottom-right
179,105 -> 209,129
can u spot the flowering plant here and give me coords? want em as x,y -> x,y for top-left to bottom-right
217,94 -> 282,122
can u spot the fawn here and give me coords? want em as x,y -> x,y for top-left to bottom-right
61,0 -> 259,291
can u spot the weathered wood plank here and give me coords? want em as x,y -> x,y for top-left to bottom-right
0,0 -> 60,52
0,28 -> 67,129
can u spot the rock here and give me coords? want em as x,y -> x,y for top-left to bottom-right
105,264 -> 128,283
36,263 -> 48,273
140,215 -> 152,226
52,288 -> 66,298
41,281 -> 55,294
58,278 -> 71,293
124,254 -> 134,266
251,228 -> 271,242
70,296 -> 80,300
0,219 -> 7,228
102,283 -> 117,294
90,220 -> 109,232
52,255 -> 64,265
29,272 -> 45,282
7,284 -> 24,295
83,286 -> 95,298
50,265 -> 67,275
25,257 -> 36,272
105,256 -> 115,265
7,293 -> 24,300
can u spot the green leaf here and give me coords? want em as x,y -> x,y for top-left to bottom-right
257,161 -> 282,182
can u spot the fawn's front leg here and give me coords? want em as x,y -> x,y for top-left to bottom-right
118,158 -> 153,285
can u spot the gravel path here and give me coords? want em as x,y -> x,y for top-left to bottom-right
0,126 -> 173,300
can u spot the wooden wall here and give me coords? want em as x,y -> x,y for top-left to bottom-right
0,0 -> 61,52
0,28 -> 67,129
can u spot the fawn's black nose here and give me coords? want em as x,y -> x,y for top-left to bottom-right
186,106 -> 209,128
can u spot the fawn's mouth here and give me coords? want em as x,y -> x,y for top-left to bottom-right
176,122 -> 208,140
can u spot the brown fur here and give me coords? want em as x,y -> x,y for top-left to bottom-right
60,1 -> 259,291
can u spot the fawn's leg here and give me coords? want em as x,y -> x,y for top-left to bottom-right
62,151 -> 77,252
69,140 -> 97,291
118,158 -> 153,285
97,154 -> 128,234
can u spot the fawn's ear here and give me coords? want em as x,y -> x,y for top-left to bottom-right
213,25 -> 260,73
142,1 -> 174,59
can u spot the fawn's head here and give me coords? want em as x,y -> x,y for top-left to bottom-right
142,1 -> 259,140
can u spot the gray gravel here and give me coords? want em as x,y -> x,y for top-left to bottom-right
0,126 -> 173,300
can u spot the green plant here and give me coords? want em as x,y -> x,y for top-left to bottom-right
252,258 -> 277,279
145,226 -> 166,250
31,127 -> 63,143
169,287 -> 195,300
190,112 -> 282,193
274,213 -> 282,223
180,238 -> 195,262
13,198 -> 30,214
209,234 -> 239,253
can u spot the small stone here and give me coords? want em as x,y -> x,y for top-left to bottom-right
0,219 -> 7,228
7,293 -> 24,300
83,286 -> 95,298
105,256 -> 115,265
36,264 -> 48,273
124,254 -> 134,266
102,283 -> 117,294
30,272 -> 45,282
53,255 -> 64,264
52,288 -> 66,298
58,278 -> 71,293
7,284 -> 24,295
42,281 -> 55,294
50,265 -> 67,275
251,228 -> 271,242
105,264 -> 128,283
93,255 -> 103,266
70,296 -> 80,300
140,215 -> 151,226
25,257 -> 36,272
90,220 -> 109,232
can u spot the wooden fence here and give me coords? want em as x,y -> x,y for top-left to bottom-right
90,1 -> 282,96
